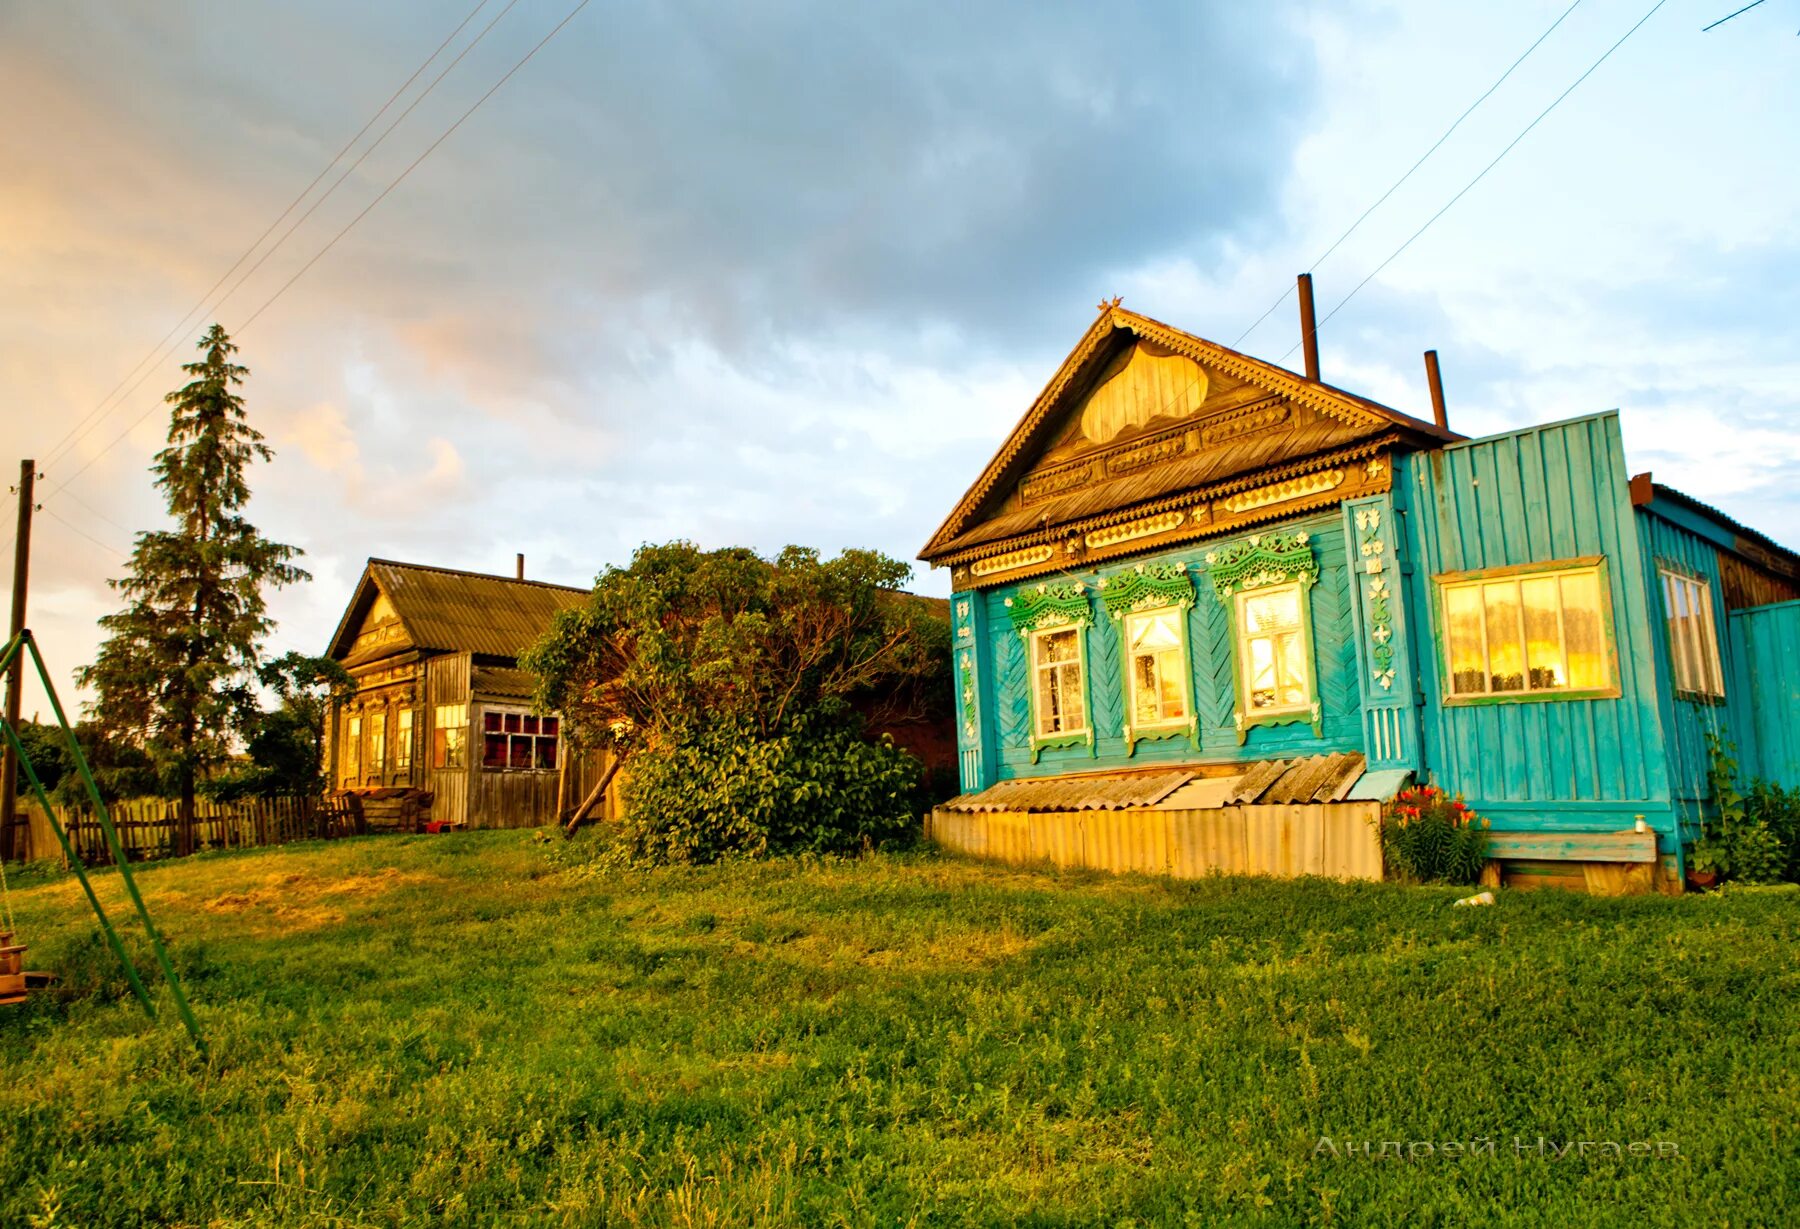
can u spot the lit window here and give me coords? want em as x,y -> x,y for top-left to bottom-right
1660,568 -> 1724,698
432,703 -> 468,769
395,708 -> 414,772
1438,561 -> 1614,701
1125,608 -> 1188,727
481,706 -> 561,771
345,714 -> 362,782
1029,627 -> 1087,738
1235,584 -> 1311,713
367,711 -> 386,779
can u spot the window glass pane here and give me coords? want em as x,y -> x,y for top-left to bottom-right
503,712 -> 523,734
1133,654 -> 1161,724
522,715 -> 540,735
1156,649 -> 1185,719
1483,581 -> 1525,692
483,711 -> 502,733
1698,586 -> 1724,695
1242,588 -> 1300,634
541,716 -> 559,738
1521,576 -> 1565,690
444,727 -> 466,768
510,736 -> 533,769
1279,632 -> 1308,706
535,736 -> 557,770
1057,663 -> 1085,729
1444,584 -> 1486,695
483,732 -> 507,769
1248,636 -> 1277,708
1561,571 -> 1607,689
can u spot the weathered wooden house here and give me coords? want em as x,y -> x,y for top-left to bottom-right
921,298 -> 1800,891
323,559 -> 614,829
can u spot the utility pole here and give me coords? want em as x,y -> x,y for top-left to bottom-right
1,459 -> 35,861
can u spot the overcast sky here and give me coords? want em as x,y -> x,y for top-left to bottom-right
1,0 -> 1796,714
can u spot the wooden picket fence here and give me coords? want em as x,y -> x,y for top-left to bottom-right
19,794 -> 359,868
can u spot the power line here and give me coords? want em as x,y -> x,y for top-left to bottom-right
37,0 -> 498,475
48,0 -> 594,500
1702,0 -> 1767,31
239,0 -> 595,332
1233,0 -> 1587,349
1281,0 -> 1671,363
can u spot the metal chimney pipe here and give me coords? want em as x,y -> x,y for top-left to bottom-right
516,553 -> 525,581
1423,349 -> 1449,431
1296,273 -> 1321,382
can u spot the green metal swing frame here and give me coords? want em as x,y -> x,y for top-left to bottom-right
0,629 -> 205,1054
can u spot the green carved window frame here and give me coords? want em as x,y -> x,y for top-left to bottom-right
1207,531 -> 1323,743
1100,562 -> 1199,753
1005,582 -> 1095,761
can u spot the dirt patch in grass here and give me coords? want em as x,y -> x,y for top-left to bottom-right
200,867 -> 435,932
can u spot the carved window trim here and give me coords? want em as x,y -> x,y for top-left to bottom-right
1006,583 -> 1095,760
1207,532 -> 1323,742
1100,562 -> 1199,753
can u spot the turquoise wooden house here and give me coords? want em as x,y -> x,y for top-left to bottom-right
920,300 -> 1800,891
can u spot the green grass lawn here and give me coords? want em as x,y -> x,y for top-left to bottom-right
1,832 -> 1795,1227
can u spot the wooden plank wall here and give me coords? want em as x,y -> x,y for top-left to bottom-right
1402,413 -> 1674,834
927,802 -> 1383,881
1730,600 -> 1800,788
19,795 -> 358,867
425,653 -> 473,824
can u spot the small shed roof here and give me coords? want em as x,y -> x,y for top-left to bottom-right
942,753 -> 1368,813
327,559 -> 589,663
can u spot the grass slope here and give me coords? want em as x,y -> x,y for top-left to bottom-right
0,832 -> 1795,1227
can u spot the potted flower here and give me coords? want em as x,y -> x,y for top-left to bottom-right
1687,837 -> 1727,890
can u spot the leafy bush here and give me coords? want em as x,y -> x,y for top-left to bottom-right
1696,735 -> 1798,885
1377,784 -> 1490,885
614,710 -> 923,865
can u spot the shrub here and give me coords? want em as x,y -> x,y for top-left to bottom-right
1377,784 -> 1490,885
1697,735 -> 1799,886
614,710 -> 923,866
1746,779 -> 1800,883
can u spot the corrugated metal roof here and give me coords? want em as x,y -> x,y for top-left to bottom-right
472,666 -> 538,700
1227,752 -> 1364,805
945,771 -> 1195,813
368,560 -> 588,660
943,753 -> 1366,814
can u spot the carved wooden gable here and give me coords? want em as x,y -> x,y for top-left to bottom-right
920,305 -> 1453,589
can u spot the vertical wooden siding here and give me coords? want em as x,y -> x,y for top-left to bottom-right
425,653 -> 473,824
984,510 -> 1363,780
1402,414 -> 1673,831
928,802 -> 1384,880
1730,600 -> 1800,788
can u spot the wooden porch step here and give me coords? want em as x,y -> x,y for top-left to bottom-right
1486,830 -> 1657,864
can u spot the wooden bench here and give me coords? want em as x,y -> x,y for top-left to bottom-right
1481,829 -> 1664,895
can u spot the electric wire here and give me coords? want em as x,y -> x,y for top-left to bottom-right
1232,0 -> 1587,348
37,0 -> 497,474
1279,0 -> 1671,363
47,0 -> 592,499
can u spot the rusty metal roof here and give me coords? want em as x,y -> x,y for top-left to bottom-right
327,559 -> 589,663
943,753 -> 1365,814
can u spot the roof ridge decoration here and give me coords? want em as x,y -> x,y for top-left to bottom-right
920,304 -> 1452,563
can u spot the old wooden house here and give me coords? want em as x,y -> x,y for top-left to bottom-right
323,558 -> 614,829
921,297 -> 1800,891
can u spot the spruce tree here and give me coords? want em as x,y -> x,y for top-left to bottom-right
80,324 -> 307,854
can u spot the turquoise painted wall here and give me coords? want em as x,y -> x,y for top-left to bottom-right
1730,600 -> 1800,788
1400,412 -> 1676,839
979,510 -> 1364,780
